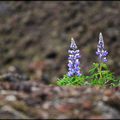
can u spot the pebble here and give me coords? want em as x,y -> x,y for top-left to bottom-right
5,95 -> 17,101
42,102 -> 51,109
31,86 -> 39,92
103,96 -> 109,102
83,100 -> 92,110
104,90 -> 112,97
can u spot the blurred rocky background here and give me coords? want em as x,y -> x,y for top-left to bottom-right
0,1 -> 119,84
0,1 -> 120,119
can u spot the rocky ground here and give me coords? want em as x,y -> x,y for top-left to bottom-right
0,1 -> 120,119
0,80 -> 120,119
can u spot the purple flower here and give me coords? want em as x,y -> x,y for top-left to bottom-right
96,33 -> 108,62
67,38 -> 82,77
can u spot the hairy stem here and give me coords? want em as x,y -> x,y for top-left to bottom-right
99,63 -> 102,79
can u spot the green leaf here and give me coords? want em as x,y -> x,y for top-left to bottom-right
100,63 -> 108,70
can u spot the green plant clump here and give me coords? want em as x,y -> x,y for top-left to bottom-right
56,33 -> 120,87
57,63 -> 119,87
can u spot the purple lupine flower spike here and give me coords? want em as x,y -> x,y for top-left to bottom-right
96,32 -> 108,62
67,38 -> 81,77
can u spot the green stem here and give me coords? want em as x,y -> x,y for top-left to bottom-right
98,63 -> 102,79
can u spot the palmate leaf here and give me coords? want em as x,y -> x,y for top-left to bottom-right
100,63 -> 108,71
92,73 -> 99,79
89,67 -> 97,74
90,63 -> 108,72
87,62 -> 118,87
89,63 -> 98,74
93,63 -> 99,68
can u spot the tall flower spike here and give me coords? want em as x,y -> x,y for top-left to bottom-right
96,32 -> 108,62
70,38 -> 77,49
67,38 -> 81,77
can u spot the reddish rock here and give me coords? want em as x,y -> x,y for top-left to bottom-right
82,100 -> 92,110
104,90 -> 112,97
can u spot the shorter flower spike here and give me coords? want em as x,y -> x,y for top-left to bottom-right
67,38 -> 82,77
96,32 -> 108,62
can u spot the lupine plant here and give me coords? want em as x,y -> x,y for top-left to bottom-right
88,33 -> 117,87
67,38 -> 81,77
95,33 -> 108,79
56,33 -> 120,87
57,38 -> 85,86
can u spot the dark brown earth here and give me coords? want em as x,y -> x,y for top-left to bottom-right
0,1 -> 120,83
0,1 -> 120,119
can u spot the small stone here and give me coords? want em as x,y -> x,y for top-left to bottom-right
103,96 -> 109,102
56,104 -> 73,112
5,95 -> 16,101
31,86 -> 39,92
84,88 -> 92,93
42,102 -> 51,109
8,66 -> 16,72
83,100 -> 92,110
0,90 -> 7,95
104,90 -> 112,97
